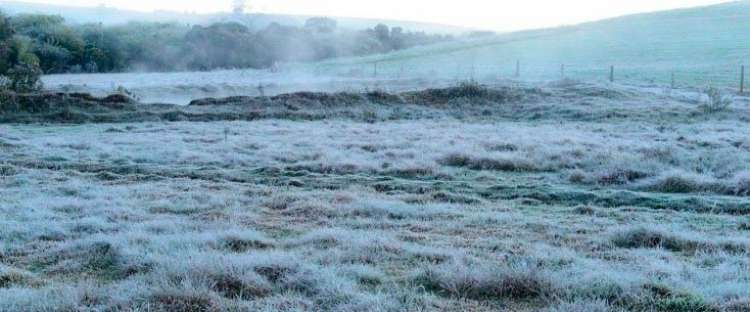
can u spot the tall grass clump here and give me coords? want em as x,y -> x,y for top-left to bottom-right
414,258 -> 553,301
610,227 -> 748,253
700,86 -> 732,114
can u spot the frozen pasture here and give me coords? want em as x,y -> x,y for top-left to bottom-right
1,81 -> 750,311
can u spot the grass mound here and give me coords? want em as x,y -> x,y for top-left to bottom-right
403,81 -> 528,106
439,153 -> 540,172
40,240 -> 147,280
611,227 -> 748,253
415,259 -> 553,300
0,265 -> 42,288
149,290 -> 218,312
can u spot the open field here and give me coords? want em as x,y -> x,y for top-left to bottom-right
305,1 -> 750,88
2,81 -> 750,311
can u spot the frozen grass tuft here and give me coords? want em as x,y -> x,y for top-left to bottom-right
0,265 -> 42,289
340,265 -> 386,286
731,171 -> 750,196
0,164 -> 18,177
415,258 -> 553,300
40,240 -> 148,280
637,171 -> 721,194
700,86 -> 732,114
610,227 -> 748,253
215,230 -> 275,252
544,299 -> 614,312
438,153 -> 540,172
148,288 -> 219,312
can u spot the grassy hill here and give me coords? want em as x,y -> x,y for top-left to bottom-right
310,1 -> 750,88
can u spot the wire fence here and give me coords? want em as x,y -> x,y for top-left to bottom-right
311,59 -> 748,94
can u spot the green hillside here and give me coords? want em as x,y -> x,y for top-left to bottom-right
311,1 -> 750,88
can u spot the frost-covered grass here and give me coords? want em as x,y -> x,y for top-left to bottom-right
2,85 -> 750,311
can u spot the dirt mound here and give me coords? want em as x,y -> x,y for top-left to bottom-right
0,82 -> 690,124
403,83 -> 533,106
188,84 -> 533,109
189,91 -> 406,108
0,91 -> 137,122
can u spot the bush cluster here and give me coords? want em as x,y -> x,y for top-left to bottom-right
1,12 -> 451,75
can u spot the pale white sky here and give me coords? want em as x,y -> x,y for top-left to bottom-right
17,0 -> 732,30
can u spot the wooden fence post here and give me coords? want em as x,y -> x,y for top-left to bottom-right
609,65 -> 614,83
561,64 -> 565,79
741,65 -> 745,94
515,60 -> 520,78
373,62 -> 378,78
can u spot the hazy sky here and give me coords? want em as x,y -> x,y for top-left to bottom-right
18,0 -> 731,30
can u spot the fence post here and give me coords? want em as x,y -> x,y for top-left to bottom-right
373,62 -> 378,78
609,65 -> 614,83
561,64 -> 565,79
515,60 -> 520,78
741,65 -> 745,94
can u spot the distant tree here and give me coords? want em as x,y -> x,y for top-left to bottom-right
10,14 -> 85,73
373,24 -> 390,42
3,38 -> 42,92
232,0 -> 248,15
390,26 -> 405,50
0,11 -> 452,74
0,11 -> 14,74
0,11 -> 42,92
184,22 -> 267,70
305,17 -> 337,33
77,23 -> 125,72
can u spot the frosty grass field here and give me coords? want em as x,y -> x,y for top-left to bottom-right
2,76 -> 750,312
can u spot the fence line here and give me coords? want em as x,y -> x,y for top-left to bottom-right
329,62 -> 748,93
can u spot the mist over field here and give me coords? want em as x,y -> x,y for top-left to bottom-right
2,1 -> 750,312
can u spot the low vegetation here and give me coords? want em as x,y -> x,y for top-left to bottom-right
0,11 -> 42,92
1,81 -> 750,311
700,86 -> 733,114
0,11 -> 450,74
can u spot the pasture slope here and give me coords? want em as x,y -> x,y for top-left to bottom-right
313,1 -> 750,87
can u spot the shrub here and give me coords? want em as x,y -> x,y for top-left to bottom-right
3,63 -> 43,92
0,34 -> 43,92
453,80 -> 489,98
700,87 -> 732,114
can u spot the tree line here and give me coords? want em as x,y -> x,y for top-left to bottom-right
0,11 -> 451,82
